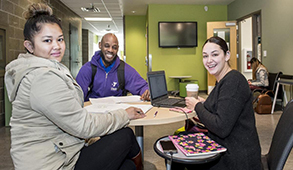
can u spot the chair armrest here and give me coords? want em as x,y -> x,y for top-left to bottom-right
252,89 -> 264,94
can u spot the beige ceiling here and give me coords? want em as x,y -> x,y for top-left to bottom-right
60,0 -> 234,36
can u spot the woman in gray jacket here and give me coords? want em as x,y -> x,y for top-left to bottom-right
5,3 -> 144,170
248,58 -> 269,90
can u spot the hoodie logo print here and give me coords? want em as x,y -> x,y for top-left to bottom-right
111,81 -> 118,91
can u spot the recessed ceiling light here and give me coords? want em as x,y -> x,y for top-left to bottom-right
84,18 -> 112,21
132,11 -> 136,13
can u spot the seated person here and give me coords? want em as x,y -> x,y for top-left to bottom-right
76,33 -> 150,101
182,37 -> 261,170
248,57 -> 269,90
5,4 -> 145,169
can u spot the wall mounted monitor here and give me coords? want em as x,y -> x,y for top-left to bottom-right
158,22 -> 198,48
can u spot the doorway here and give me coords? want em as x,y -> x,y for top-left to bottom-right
69,24 -> 81,78
237,11 -> 262,80
0,28 -> 6,127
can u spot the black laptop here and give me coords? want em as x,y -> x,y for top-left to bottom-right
147,71 -> 186,108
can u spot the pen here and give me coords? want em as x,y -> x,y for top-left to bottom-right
154,111 -> 158,118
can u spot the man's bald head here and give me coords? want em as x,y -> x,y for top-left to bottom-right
99,33 -> 119,67
101,33 -> 119,44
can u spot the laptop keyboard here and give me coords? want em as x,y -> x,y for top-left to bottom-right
156,98 -> 184,105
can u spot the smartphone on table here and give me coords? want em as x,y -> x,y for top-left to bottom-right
160,140 -> 178,154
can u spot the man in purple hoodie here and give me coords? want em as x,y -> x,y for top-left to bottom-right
76,33 -> 150,101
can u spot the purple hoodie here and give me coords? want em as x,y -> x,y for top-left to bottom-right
76,50 -> 148,101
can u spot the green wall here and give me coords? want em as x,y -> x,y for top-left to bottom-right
228,0 -> 293,76
124,15 -> 148,80
147,4 -> 227,91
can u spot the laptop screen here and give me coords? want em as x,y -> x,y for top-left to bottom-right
147,71 -> 168,100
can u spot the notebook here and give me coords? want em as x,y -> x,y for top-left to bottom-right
147,71 -> 186,108
168,133 -> 227,157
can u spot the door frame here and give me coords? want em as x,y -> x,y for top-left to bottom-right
236,10 -> 262,62
0,24 -> 11,126
69,23 -> 81,78
236,10 -> 262,81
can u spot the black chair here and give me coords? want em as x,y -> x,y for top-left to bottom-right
261,99 -> 293,170
270,72 -> 284,106
252,72 -> 283,107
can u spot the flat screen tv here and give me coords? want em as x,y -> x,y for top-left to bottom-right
158,22 -> 198,48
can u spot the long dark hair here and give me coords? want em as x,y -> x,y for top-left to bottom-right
250,57 -> 260,65
203,36 -> 230,66
23,3 -> 62,46
203,36 -> 229,55
250,58 -> 268,80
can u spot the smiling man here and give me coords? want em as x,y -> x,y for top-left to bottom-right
76,33 -> 150,101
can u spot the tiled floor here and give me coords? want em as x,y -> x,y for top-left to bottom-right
1,102 -> 292,170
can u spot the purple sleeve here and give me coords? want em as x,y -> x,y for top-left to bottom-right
76,62 -> 92,100
123,63 -> 148,95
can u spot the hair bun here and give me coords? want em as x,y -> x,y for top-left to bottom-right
24,3 -> 53,20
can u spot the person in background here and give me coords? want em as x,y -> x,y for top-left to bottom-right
76,33 -> 150,101
5,3 -> 144,170
248,57 -> 269,90
182,36 -> 262,170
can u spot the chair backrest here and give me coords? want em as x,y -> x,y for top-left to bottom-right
267,72 -> 283,100
266,99 -> 293,170
267,72 -> 277,91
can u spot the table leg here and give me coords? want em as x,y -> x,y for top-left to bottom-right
271,82 -> 280,114
135,126 -> 144,161
282,84 -> 288,104
166,159 -> 171,170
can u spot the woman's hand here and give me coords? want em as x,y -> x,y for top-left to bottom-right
125,107 -> 146,120
185,96 -> 206,110
140,89 -> 150,101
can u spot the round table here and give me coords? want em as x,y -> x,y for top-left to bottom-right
169,76 -> 192,82
154,136 -> 221,170
84,101 -> 196,161
128,106 -> 196,160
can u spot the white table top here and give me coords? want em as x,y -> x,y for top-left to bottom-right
129,106 -> 196,126
84,101 -> 196,126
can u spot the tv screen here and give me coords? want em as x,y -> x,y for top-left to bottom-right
158,22 -> 198,48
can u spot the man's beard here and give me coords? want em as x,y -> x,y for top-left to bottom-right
100,52 -> 117,67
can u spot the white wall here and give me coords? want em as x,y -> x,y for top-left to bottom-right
240,17 -> 252,79
91,33 -> 124,61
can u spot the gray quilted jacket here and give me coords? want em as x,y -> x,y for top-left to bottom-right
5,53 -> 129,170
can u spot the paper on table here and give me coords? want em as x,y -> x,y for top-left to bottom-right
90,95 -> 142,105
85,103 -> 153,114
